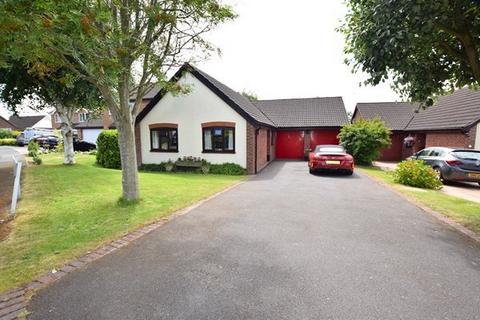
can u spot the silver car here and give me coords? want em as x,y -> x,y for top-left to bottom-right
412,147 -> 480,185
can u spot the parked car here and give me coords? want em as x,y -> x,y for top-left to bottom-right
308,145 -> 354,175
16,133 -> 28,146
73,138 -> 96,152
411,147 -> 480,185
32,135 -> 59,149
16,128 -> 55,146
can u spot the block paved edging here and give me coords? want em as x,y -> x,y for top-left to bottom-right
0,179 -> 246,320
359,169 -> 480,244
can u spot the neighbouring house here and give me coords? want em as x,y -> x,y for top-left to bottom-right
0,115 -> 16,130
8,115 -> 52,131
135,63 -> 348,174
351,102 -> 417,161
406,88 -> 480,151
353,88 -> 480,161
51,86 -> 161,144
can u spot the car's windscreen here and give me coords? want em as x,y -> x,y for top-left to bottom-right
452,151 -> 480,161
315,146 -> 344,153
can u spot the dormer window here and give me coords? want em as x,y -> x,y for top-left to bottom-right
79,113 -> 89,122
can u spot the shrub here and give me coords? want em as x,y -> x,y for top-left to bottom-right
139,163 -> 166,172
393,160 -> 442,190
96,130 -> 121,169
338,118 -> 391,165
0,138 -> 16,146
32,154 -> 42,165
0,129 -> 21,139
209,163 -> 246,175
28,141 -> 40,157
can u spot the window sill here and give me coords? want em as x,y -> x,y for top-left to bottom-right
150,150 -> 179,153
202,150 -> 236,154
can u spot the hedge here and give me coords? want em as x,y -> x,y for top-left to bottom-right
393,160 -> 442,190
0,138 -> 16,146
96,130 -> 121,169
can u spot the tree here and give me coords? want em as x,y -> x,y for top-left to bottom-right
0,60 -> 104,164
241,90 -> 258,101
338,118 -> 391,165
0,0 -> 236,201
340,0 -> 480,104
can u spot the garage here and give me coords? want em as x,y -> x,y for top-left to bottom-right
310,130 -> 339,149
81,128 -> 103,145
275,130 -> 304,159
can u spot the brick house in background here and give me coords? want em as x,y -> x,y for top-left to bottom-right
50,86 -> 161,144
352,102 -> 417,161
135,63 -> 348,174
352,88 -> 480,161
406,88 -> 480,151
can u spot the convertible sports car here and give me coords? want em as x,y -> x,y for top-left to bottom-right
308,145 -> 354,175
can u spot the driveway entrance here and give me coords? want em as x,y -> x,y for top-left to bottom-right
29,161 -> 480,319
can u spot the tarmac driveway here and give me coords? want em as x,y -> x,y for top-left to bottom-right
29,161 -> 480,320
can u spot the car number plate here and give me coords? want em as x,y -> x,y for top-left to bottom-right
326,160 -> 341,165
468,173 -> 480,179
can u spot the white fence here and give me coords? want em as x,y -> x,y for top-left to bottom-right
9,156 -> 22,218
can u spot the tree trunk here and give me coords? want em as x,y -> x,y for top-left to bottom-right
56,103 -> 76,165
116,116 -> 139,201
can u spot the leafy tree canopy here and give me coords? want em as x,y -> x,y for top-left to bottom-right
241,90 -> 258,101
340,0 -> 480,104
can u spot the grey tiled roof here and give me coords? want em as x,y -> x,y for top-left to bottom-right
74,118 -> 115,129
253,97 -> 348,128
188,65 -> 275,126
355,102 -> 417,130
406,88 -> 480,130
8,115 -> 47,130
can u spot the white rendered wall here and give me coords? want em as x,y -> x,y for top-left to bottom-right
139,72 -> 247,167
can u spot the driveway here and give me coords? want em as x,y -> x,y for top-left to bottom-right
29,161 -> 480,320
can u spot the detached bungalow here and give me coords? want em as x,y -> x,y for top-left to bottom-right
135,64 -> 348,174
353,88 -> 480,161
352,102 -> 417,161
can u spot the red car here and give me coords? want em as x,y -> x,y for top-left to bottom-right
308,145 -> 354,175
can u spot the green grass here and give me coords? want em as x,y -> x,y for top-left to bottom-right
359,165 -> 480,234
0,153 -> 245,292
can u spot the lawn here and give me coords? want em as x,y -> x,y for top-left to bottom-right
0,153 -> 245,293
359,166 -> 480,234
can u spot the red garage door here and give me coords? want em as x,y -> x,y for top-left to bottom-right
310,130 -> 339,150
276,130 -> 304,159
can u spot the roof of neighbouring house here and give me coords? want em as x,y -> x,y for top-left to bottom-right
130,85 -> 162,101
74,118 -> 115,129
8,115 -> 47,130
0,115 -> 16,129
406,88 -> 480,131
253,97 -> 348,128
353,102 -> 417,131
136,63 -> 348,128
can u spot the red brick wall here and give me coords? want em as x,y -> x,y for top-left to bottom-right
425,131 -> 470,149
256,128 -> 269,172
246,123 -> 256,174
246,123 -> 273,174
379,132 -> 406,161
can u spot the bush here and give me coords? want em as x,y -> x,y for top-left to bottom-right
32,154 -> 42,165
96,130 -> 121,169
139,163 -> 166,172
0,138 -> 16,146
0,129 -> 14,139
338,118 -> 391,165
209,163 -> 246,175
393,160 -> 442,190
28,141 -> 40,157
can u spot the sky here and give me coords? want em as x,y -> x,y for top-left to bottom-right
0,0 -> 402,119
